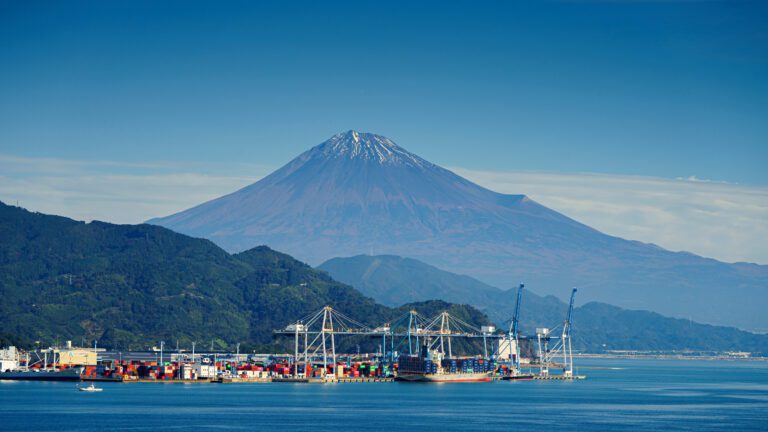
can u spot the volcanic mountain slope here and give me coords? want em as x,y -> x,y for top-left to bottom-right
148,131 -> 768,330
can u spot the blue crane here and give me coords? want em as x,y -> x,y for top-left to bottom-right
563,288 -> 577,339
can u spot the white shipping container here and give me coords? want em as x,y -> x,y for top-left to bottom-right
193,364 -> 217,379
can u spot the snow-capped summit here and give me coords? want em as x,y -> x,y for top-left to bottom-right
309,130 -> 431,168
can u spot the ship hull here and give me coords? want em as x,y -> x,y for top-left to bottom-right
503,373 -> 535,381
0,369 -> 83,381
396,372 -> 491,383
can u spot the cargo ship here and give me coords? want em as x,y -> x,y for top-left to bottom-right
0,367 -> 84,381
396,347 -> 492,383
1,345 -> 87,381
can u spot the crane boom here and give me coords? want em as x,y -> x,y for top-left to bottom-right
511,283 -> 524,336
561,288 -> 578,377
564,288 -> 577,338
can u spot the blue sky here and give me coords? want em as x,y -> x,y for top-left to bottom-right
1,1 -> 767,263
2,0 -> 766,182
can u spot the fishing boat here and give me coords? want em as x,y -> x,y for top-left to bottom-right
77,383 -> 103,392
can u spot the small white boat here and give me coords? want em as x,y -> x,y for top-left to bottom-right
77,383 -> 103,392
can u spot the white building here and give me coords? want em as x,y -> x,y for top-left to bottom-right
495,336 -> 518,361
193,363 -> 217,379
0,346 -> 20,372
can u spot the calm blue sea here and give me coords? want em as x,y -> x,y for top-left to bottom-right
1,358 -> 766,431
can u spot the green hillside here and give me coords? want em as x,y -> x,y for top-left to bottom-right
0,202 -> 488,352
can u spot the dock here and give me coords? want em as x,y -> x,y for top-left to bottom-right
272,377 -> 394,383
335,377 -> 394,383
532,375 -> 587,380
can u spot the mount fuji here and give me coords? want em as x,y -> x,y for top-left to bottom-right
148,131 -> 768,330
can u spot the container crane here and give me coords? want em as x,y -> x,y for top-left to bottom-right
562,288 -> 577,377
537,288 -> 578,378
510,283 -> 524,373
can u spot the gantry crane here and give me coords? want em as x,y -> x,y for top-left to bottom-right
537,288 -> 577,378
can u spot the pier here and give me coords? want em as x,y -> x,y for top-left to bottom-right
2,288 -> 587,384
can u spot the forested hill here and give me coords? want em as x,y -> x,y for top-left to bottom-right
0,202 -> 489,351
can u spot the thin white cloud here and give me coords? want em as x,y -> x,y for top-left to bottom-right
2,153 -> 766,265
0,154 -> 264,224
452,168 -> 768,265
0,173 -> 259,224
